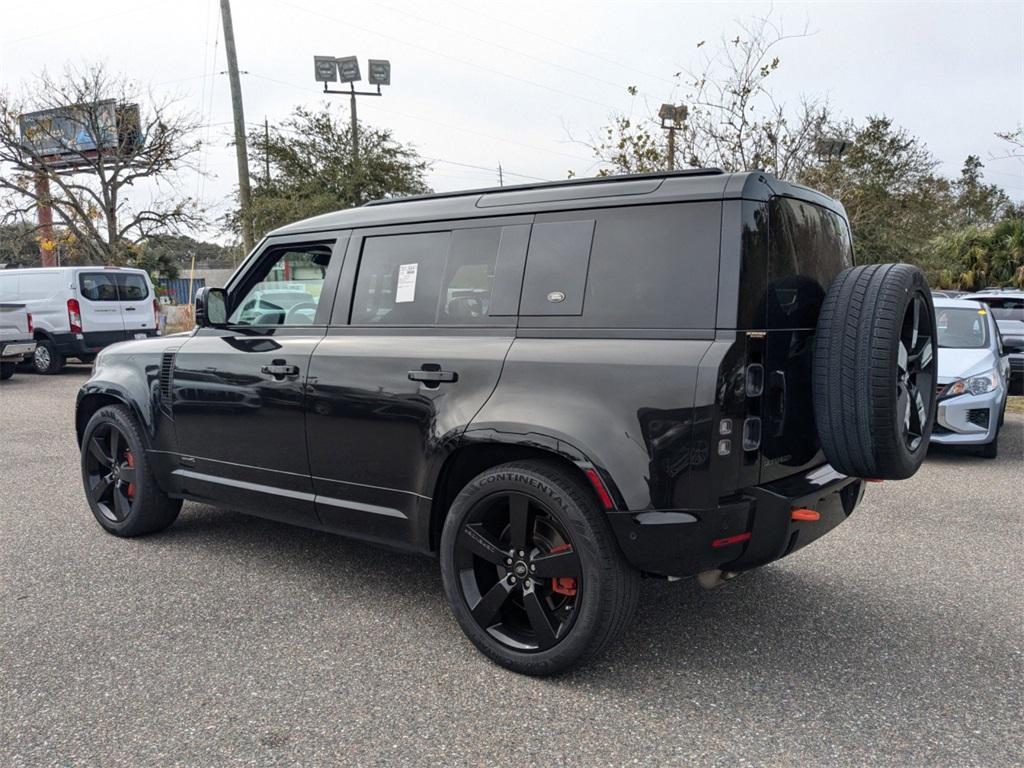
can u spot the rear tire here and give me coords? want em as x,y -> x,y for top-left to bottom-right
80,404 -> 182,537
0,362 -> 14,380
440,460 -> 639,676
813,264 -> 937,479
32,340 -> 64,375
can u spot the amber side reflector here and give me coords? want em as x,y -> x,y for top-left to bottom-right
711,531 -> 752,548
791,508 -> 820,522
864,479 -> 884,484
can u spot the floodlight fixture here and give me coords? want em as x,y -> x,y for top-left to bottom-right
337,56 -> 361,83
314,56 -> 338,83
367,59 -> 391,86
659,103 -> 687,127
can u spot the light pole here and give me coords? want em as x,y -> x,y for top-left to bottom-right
315,55 -> 390,203
658,104 -> 687,171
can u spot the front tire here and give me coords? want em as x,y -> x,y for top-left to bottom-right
80,404 -> 182,536
440,460 -> 639,676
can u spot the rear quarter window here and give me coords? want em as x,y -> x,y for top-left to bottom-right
519,202 -> 722,330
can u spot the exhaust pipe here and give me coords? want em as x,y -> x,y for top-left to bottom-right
697,569 -> 738,590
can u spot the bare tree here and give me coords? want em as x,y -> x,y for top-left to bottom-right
577,13 -> 831,179
0,63 -> 203,265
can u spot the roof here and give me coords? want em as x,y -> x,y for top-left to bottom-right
267,169 -> 847,239
961,291 -> 1024,300
933,297 -> 985,309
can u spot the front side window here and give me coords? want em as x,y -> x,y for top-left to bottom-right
229,243 -> 333,326
937,308 -> 990,349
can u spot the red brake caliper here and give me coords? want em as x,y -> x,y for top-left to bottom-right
549,543 -> 577,597
125,450 -> 136,500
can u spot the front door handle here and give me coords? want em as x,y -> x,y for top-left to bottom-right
261,361 -> 300,378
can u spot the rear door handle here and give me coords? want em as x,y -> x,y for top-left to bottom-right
124,307 -> 136,311
261,362 -> 300,378
408,368 -> 458,384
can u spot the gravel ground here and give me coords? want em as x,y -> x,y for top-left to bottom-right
2,367 -> 1022,768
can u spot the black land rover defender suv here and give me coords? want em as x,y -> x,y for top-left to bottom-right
76,170 -> 937,675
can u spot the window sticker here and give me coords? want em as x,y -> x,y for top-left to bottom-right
396,263 -> 418,303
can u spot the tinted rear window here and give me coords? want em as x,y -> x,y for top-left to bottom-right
519,202 -> 722,329
767,197 -> 852,328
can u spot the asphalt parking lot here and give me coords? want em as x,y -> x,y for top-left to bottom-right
1,367 -> 1021,767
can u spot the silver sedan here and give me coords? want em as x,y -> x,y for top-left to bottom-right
931,298 -> 1018,458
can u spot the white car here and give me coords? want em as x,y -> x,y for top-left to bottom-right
932,298 -> 1018,458
0,266 -> 160,374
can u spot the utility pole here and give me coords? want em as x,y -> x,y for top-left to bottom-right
659,103 -> 687,172
220,0 -> 254,253
498,163 -> 504,187
34,172 -> 56,267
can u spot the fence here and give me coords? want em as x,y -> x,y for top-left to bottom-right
156,277 -> 206,306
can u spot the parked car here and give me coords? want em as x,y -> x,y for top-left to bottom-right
960,291 -> 1024,395
76,170 -> 938,675
932,298 -> 1018,457
0,266 -> 160,374
0,303 -> 36,380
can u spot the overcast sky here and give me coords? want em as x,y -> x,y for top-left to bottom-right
2,0 -> 1022,241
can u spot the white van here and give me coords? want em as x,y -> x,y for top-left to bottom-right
0,266 -> 160,374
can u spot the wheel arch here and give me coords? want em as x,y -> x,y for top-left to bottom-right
76,386 -> 148,447
427,432 -> 621,552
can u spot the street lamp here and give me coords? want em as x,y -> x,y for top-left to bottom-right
659,103 -> 687,171
313,55 -> 391,180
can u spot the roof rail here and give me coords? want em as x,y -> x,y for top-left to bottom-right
362,168 -> 725,207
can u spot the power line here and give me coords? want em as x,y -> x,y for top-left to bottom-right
272,0 -> 625,112
0,2 -> 164,45
440,0 -> 679,87
244,72 -> 593,165
368,0 -> 658,99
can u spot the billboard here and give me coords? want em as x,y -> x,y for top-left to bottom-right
19,100 -> 143,166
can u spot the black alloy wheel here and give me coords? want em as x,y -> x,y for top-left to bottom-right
80,404 -> 182,537
83,421 -> 138,523
455,491 -> 581,652
896,293 -> 936,452
440,460 -> 639,676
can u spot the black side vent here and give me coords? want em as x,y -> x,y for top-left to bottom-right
159,348 -> 179,417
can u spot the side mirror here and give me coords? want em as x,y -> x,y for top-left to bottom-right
195,287 -> 228,327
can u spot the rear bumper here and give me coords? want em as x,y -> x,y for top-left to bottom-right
1,340 -> 35,361
607,465 -> 863,578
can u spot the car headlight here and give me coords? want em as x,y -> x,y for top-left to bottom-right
945,370 -> 999,397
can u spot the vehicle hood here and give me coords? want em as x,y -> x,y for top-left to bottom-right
937,347 -> 996,381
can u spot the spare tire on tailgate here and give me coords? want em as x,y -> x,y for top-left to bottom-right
813,263 -> 937,480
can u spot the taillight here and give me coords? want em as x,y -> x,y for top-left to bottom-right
153,298 -> 160,328
26,313 -> 33,334
67,298 -> 82,333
